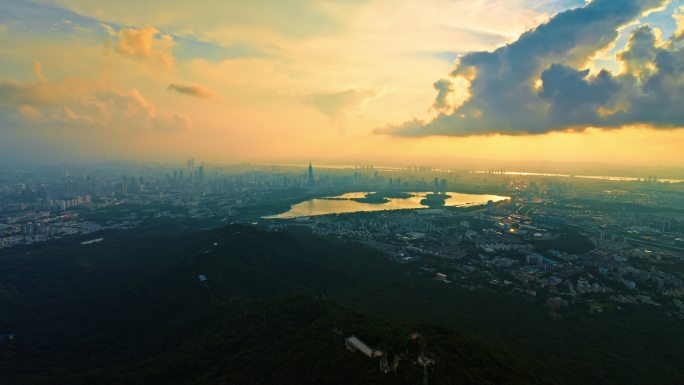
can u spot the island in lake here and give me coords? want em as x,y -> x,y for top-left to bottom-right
350,192 -> 414,204
420,193 -> 452,208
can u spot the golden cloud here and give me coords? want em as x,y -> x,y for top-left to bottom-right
115,25 -> 175,69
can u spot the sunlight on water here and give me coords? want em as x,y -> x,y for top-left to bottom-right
265,192 -> 509,219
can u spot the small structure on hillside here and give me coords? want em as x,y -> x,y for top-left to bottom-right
345,335 -> 384,358
81,238 -> 104,245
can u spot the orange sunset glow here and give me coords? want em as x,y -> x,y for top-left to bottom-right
1,0 -> 683,167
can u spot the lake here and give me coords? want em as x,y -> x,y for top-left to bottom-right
265,192 -> 509,219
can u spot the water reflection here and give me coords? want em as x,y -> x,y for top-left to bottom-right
265,192 -> 509,219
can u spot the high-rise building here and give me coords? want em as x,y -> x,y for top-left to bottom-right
308,162 -> 315,186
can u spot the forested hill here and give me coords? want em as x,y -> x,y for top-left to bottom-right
1,224 -> 682,384
0,225 -> 545,385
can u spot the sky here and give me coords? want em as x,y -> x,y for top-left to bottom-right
1,0 -> 684,167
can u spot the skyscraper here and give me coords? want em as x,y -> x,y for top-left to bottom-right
308,162 -> 315,186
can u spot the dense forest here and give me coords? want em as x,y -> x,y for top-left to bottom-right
1,224 -> 682,384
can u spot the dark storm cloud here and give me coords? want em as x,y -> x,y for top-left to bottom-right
383,0 -> 683,137
432,78 -> 455,111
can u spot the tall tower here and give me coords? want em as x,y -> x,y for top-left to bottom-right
308,162 -> 315,186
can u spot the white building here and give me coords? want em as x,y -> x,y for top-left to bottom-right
345,335 -> 383,358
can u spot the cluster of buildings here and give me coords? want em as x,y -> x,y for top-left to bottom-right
272,177 -> 684,320
2,162 -> 684,320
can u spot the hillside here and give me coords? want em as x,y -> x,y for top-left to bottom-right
0,224 -> 682,384
0,225 -> 545,385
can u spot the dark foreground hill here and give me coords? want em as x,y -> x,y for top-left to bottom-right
0,224 -> 682,384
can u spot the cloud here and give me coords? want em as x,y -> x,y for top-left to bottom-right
0,77 -> 104,106
676,6 -> 684,34
155,113 -> 190,132
32,61 -> 45,81
302,88 -> 378,124
15,87 -> 155,128
618,25 -> 660,78
100,22 -> 117,37
115,25 -> 175,68
383,0 -> 684,137
42,0 -> 363,39
432,78 -> 455,111
167,83 -> 214,99
667,5 -> 684,48
0,64 -> 187,132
